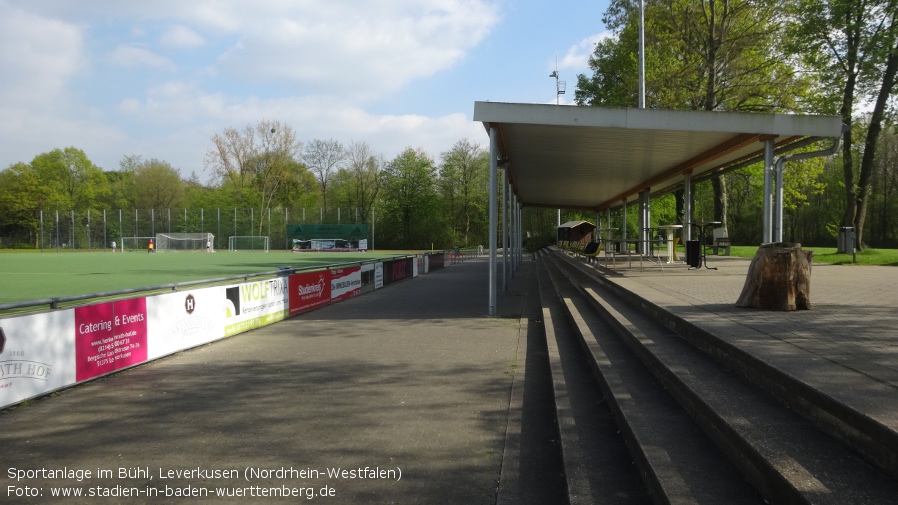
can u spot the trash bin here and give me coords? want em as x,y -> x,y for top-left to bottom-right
837,227 -> 855,254
686,240 -> 701,268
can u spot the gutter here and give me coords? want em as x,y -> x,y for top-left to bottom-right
772,124 -> 848,243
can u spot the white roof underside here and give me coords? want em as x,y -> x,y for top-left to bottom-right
473,102 -> 843,211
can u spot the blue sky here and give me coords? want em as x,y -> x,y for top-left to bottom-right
0,0 -> 611,182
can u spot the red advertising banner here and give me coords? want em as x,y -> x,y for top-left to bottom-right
331,266 -> 362,302
289,270 -> 331,316
75,298 -> 148,382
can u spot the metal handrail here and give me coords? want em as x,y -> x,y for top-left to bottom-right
0,253 -> 437,315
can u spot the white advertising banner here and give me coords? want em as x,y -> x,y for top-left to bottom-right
0,310 -> 76,408
331,266 -> 362,301
374,263 -> 384,289
223,277 -> 290,336
147,287 -> 225,360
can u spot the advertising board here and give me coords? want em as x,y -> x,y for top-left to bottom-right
0,311 -> 76,407
75,298 -> 148,382
224,277 -> 290,336
289,270 -> 331,315
147,287 -> 224,360
330,266 -> 362,302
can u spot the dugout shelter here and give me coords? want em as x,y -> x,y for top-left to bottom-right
556,220 -> 596,246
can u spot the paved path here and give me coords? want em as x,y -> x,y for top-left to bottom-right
1,259 -> 535,505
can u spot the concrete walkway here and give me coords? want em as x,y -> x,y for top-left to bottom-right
1,259 -> 536,505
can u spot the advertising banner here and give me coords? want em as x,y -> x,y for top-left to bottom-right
289,270 -> 331,316
374,262 -> 384,289
224,277 -> 290,336
147,287 -> 224,360
75,298 -> 148,382
0,311 -> 76,408
382,258 -> 413,286
428,252 -> 446,271
331,266 -> 362,302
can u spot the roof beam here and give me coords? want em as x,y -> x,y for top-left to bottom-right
597,133 -> 765,210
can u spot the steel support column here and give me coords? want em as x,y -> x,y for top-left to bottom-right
684,171 -> 693,241
488,127 -> 498,317
622,199 -> 628,242
502,171 -> 509,291
763,139 -> 775,243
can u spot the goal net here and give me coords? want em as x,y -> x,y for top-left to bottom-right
120,236 -> 155,252
155,233 -> 214,252
229,235 -> 270,252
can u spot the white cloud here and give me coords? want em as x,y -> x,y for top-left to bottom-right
159,25 -> 205,49
0,106 -> 127,170
559,31 -> 611,72
0,2 -> 85,108
212,1 -> 500,98
107,45 -> 176,71
20,1 -> 500,97
0,1 -> 500,176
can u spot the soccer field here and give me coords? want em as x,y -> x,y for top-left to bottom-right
0,250 -> 420,306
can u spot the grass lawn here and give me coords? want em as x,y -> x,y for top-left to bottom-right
0,250 -> 424,306
726,245 -> 898,266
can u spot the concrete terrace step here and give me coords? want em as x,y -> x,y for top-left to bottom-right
544,250 -> 898,504
553,248 -> 898,484
537,251 -> 761,504
535,252 -> 650,504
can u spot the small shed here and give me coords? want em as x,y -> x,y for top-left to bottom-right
556,220 -> 596,245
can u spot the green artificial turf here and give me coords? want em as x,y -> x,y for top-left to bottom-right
0,250 -> 419,306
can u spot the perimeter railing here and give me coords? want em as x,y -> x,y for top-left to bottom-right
0,253 -> 436,317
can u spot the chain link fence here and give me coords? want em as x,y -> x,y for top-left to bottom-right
0,207 -> 370,251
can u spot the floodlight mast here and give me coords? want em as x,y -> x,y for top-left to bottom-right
549,55 -> 565,105
549,54 -> 567,105
549,56 -> 565,228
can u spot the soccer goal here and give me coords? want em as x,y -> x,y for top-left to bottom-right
228,235 -> 270,252
155,233 -> 215,252
120,236 -> 155,252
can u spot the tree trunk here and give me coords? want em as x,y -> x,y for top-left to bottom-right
712,174 -> 729,235
854,35 -> 898,251
736,243 -> 813,311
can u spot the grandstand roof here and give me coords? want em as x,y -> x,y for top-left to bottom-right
473,102 -> 844,211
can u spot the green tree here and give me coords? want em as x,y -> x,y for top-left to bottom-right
132,158 -> 186,211
871,128 -> 898,246
378,147 -> 439,248
785,0 -> 898,249
268,158 -> 319,211
578,0 -> 809,239
438,139 -> 489,246
205,119 -> 303,235
302,138 -> 346,219
0,163 -> 43,247
31,147 -> 107,211
330,141 -> 381,223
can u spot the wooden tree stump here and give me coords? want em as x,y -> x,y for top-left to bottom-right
736,243 -> 813,311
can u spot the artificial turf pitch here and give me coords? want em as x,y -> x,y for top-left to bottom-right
0,250 -> 415,306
